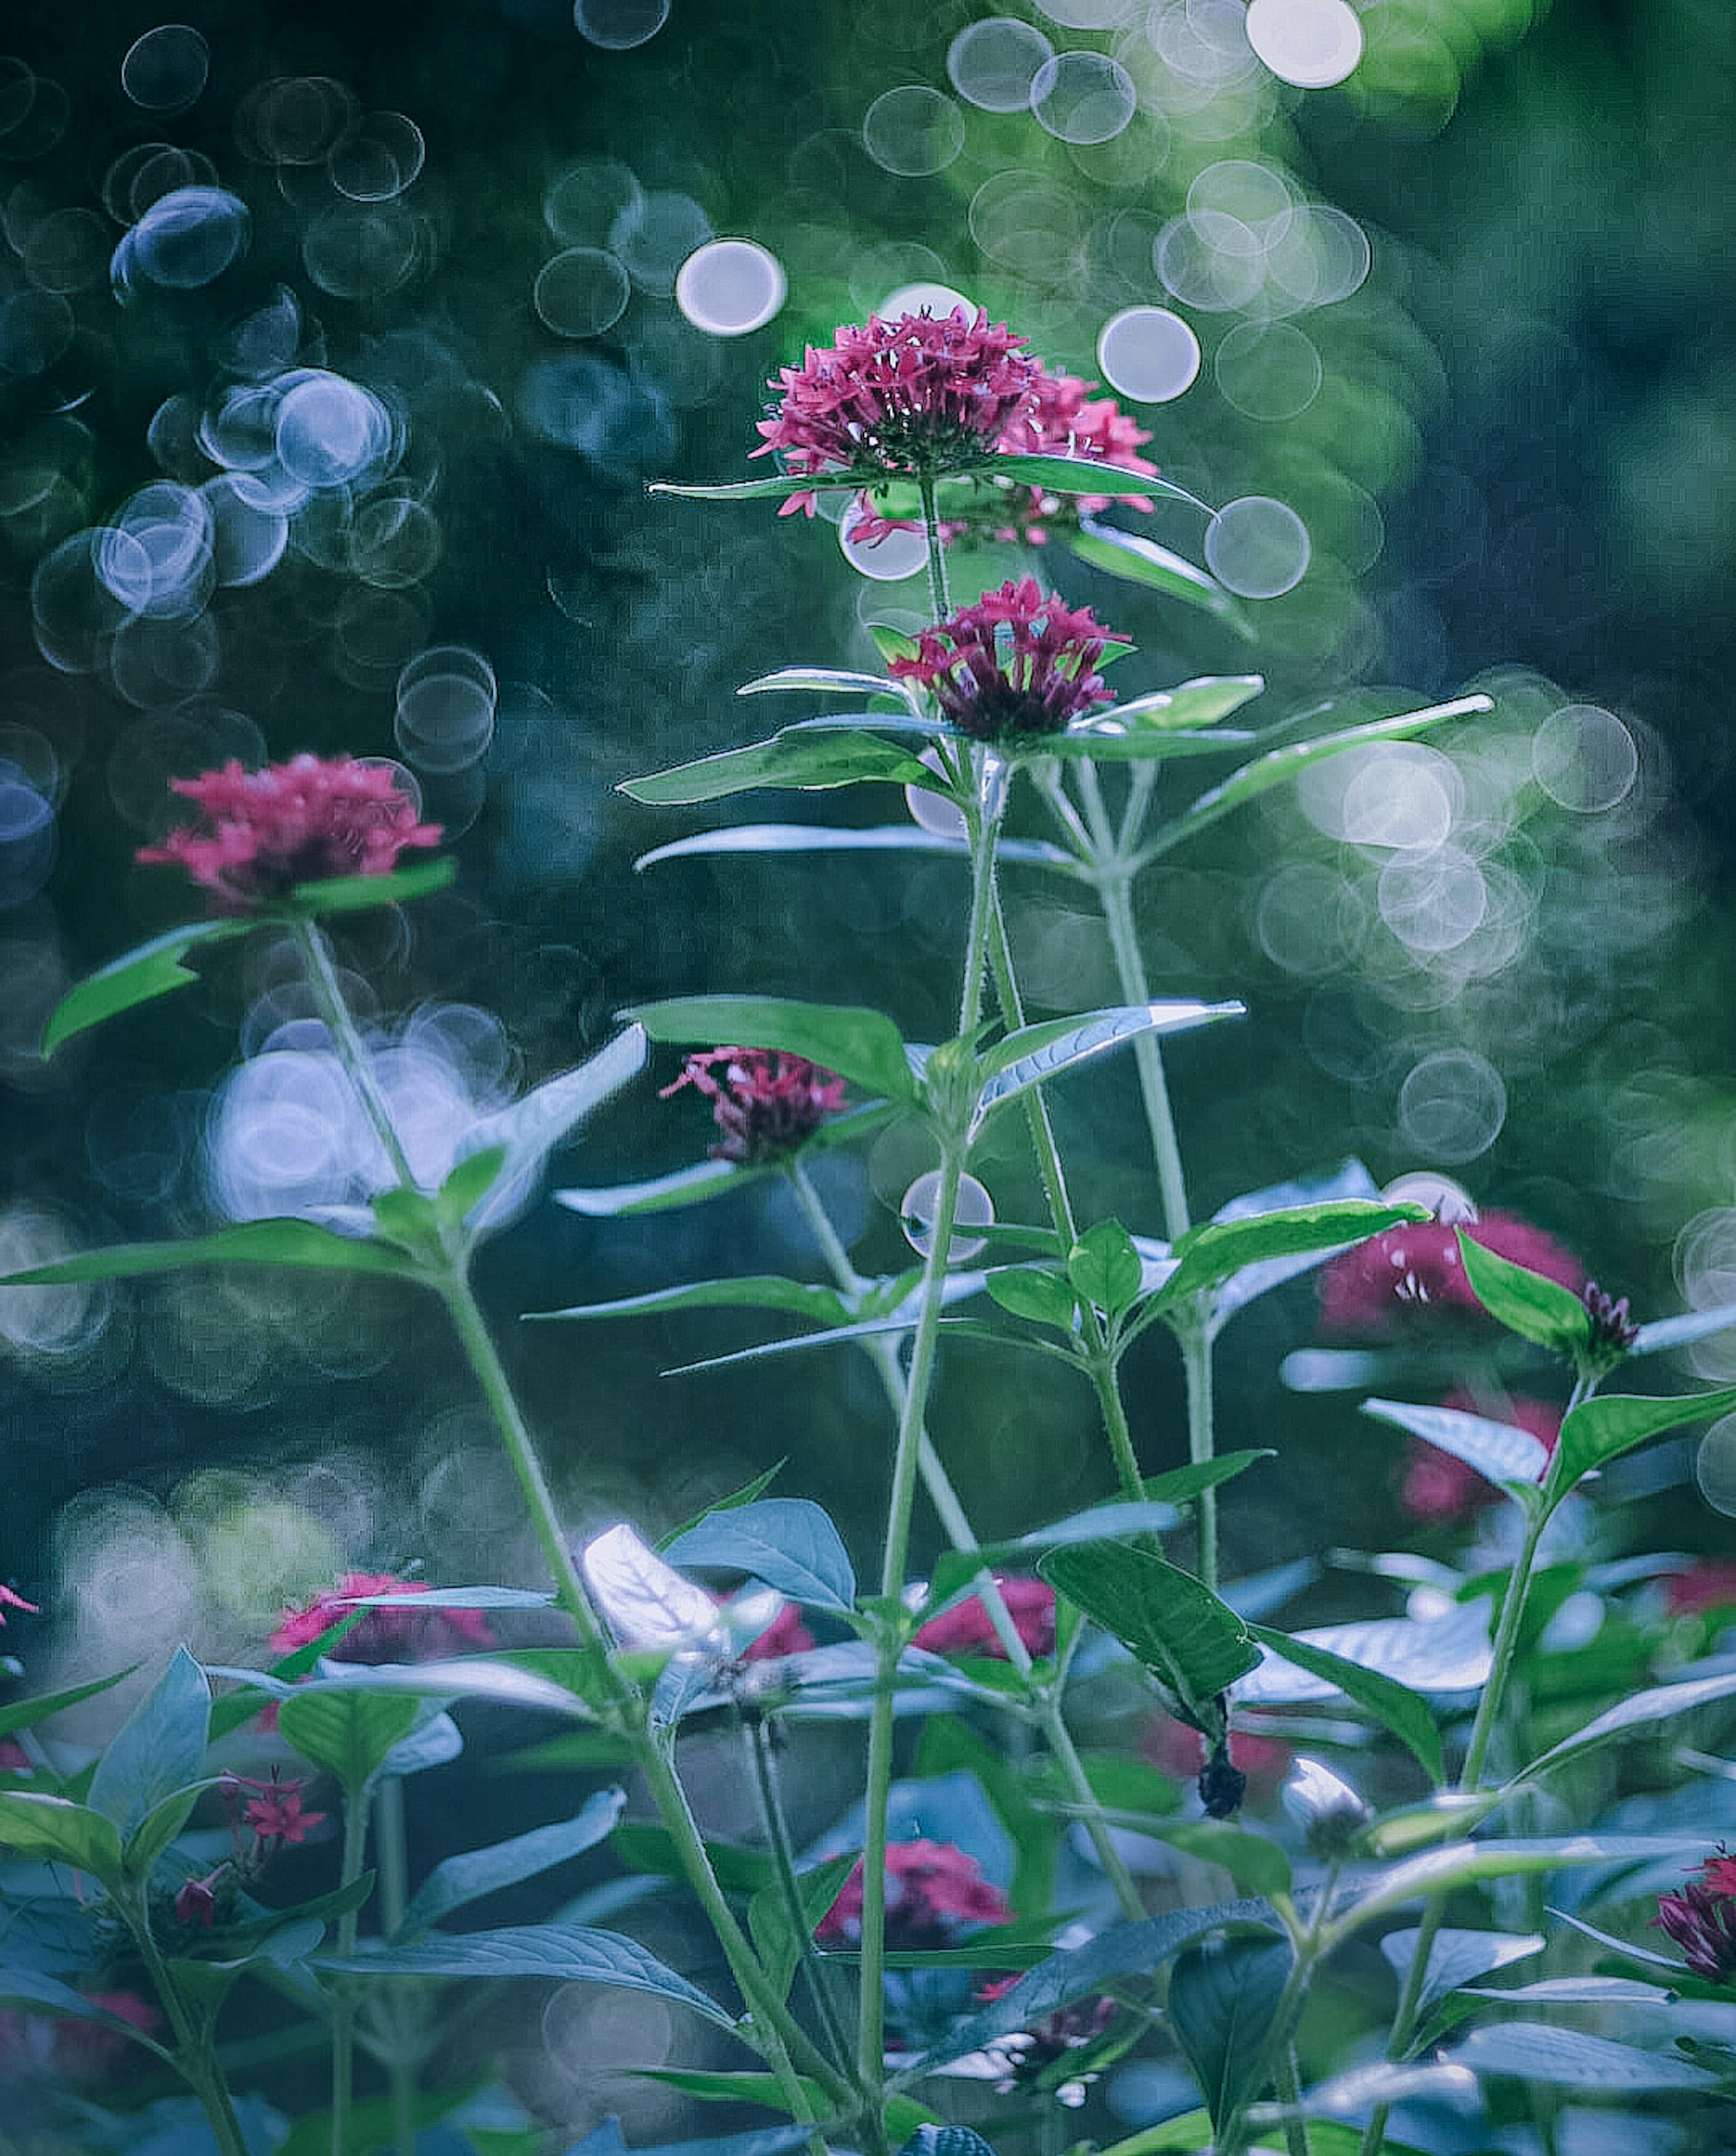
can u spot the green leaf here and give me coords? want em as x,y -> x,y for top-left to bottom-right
279,858 -> 456,917
85,1647 -> 210,1855
555,1103 -> 896,1219
1040,1543 -> 1260,1728
1137,1821 -> 1292,1900
40,917 -> 255,1056
1145,696 -> 1492,864
323,1924 -> 738,2025
1379,1927 -> 1543,2019
662,1498 -> 855,1611
1455,1231 -> 1592,1356
533,1275 -> 852,1328
1068,1222 -> 1144,1319
612,1822 -> 774,1896
651,470 -> 886,504
1361,1397 -> 1551,1502
399,1788 -> 626,1936
1068,521 -> 1256,636
0,1215 -> 423,1289
738,666 -> 898,699
658,1462 -> 788,1547
0,1665 -> 137,1740
984,1267 -> 1077,1329
1167,1935 -> 1296,2128
972,1002 -> 1243,1134
1075,676 -> 1266,735
1522,1666 -> 1736,1781
619,729 -> 931,806
1237,1605 -> 1491,1708
0,1967 -> 171,2054
747,1852 -> 858,1999
278,1686 -> 420,1793
0,1792 -> 124,1883
1451,2023 -> 1716,2091
637,2068 -> 826,2113
925,1500 -> 1181,1611
637,825 -> 1077,873
1142,1454 -> 1274,1509
1245,1624 -> 1444,1785
984,450 -> 1209,511
1150,1203 -> 1429,1314
627,995 -> 915,1103
1035,727 -> 1259,767
1323,1837 -> 1709,1942
1549,1385 -> 1736,1498
457,1028 -> 651,1232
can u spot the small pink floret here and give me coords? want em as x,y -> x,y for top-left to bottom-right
816,1837 -> 1011,1948
137,753 -> 442,911
269,1569 -> 495,1663
888,576 -> 1121,741
660,1046 -> 848,1165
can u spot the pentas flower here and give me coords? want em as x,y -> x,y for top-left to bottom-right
1583,1279 -> 1640,1368
660,1047 -> 848,1165
1398,1390 -> 1562,1527
138,754 -> 441,912
972,1976 -> 1117,2094
1665,1561 -> 1736,1619
1317,1211 -> 1584,1337
913,1576 -> 1055,1660
1656,1853 -> 1736,1981
731,1596 -> 815,1660
816,1838 -> 1011,1950
269,1569 -> 496,1663
229,1771 -> 325,1849
0,1992 -> 162,2080
888,577 -> 1121,742
755,307 -> 1038,516
1144,1713 -> 1293,1808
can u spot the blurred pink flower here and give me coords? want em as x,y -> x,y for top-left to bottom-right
137,754 -> 441,911
816,1838 -> 1011,1949
735,1598 -> 816,1661
1144,1713 -> 1293,1803
888,577 -> 1122,742
1397,1389 -> 1562,1526
913,1576 -> 1056,1661
1665,1561 -> 1736,1618
269,1570 -> 496,1662
1317,1211 -> 1584,1337
660,1047 -> 848,1165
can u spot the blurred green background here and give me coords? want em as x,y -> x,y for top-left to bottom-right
3,0 -> 1735,1686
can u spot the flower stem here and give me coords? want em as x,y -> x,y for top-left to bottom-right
744,1709 -> 855,2074
374,1775 -> 420,2156
129,1910 -> 250,2156
330,1776 -> 373,2156
918,473 -> 951,622
292,917 -> 420,1195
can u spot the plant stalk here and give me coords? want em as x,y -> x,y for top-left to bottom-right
745,1710 -> 856,2073
129,1909 -> 250,2156
330,1776 -> 373,2156
375,1774 -> 420,2156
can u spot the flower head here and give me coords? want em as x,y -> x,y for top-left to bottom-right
816,1838 -> 1011,1950
660,1047 -> 848,1165
1397,1390 -> 1562,1526
230,1771 -> 325,1849
733,1596 -> 815,1661
1318,1211 -> 1584,1338
972,1976 -> 1117,2095
1656,1853 -> 1736,1982
1583,1279 -> 1640,1370
913,1577 -> 1056,1661
269,1569 -> 495,1664
888,577 -> 1121,742
137,754 -> 442,912
174,1867 -> 228,1931
755,307 -> 1038,514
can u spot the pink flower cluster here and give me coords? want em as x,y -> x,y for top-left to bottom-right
888,577 -> 1121,741
912,1577 -> 1056,1661
755,307 -> 1039,514
817,1837 -> 1011,1950
1317,1211 -> 1584,1336
138,754 -> 442,911
1656,1852 -> 1736,1981
1398,1389 -> 1563,1527
660,1047 -> 849,1165
225,1769 -> 326,1850
737,1598 -> 816,1660
268,1569 -> 496,1663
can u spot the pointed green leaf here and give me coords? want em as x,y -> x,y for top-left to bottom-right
1379,1926 -> 1543,2017
42,917 -> 256,1056
1137,1821 -> 1292,1900
437,1145 -> 508,1225
86,1647 -> 210,1852
278,1686 -> 419,1793
457,1027 -> 649,1229
612,1822 -> 774,1894
1236,1604 -> 1490,1707
738,666 -> 898,699
1361,1397 -> 1550,1500
1550,1385 -> 1736,1498
1245,1625 -> 1442,1785
748,1851 -> 858,2000
1151,1203 -> 1429,1314
627,995 -> 915,1103
280,859 -> 456,917
1451,2023 -> 1716,2091
984,450 -> 1208,511
400,1788 -> 626,1935
985,1267 -> 1077,1329
1456,1231 -> 1592,1356
1322,1837 -> 1709,1942
619,730 -> 931,806
1068,521 -> 1256,635
651,470 -> 884,504
663,1498 -> 855,1611
1168,1934 -> 1296,2127
0,1792 -> 124,1882
1077,674 -> 1266,733
1631,1302 -> 1736,1356
1142,1454 -> 1274,1509
636,826 -> 1078,873
1523,1666 -> 1736,1781
0,1216 -> 422,1289
972,1002 -> 1243,1133
533,1276 -> 851,1327
1145,697 -> 1493,863
554,1104 -> 898,1218
1066,1221 -> 1144,1319
318,1923 -> 737,2027
1035,727 -> 1259,766
0,1666 -> 137,1740
1040,1543 -> 1260,1727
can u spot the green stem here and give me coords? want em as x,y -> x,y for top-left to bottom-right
331,1778 -> 374,2156
745,1712 -> 856,2075
293,917 -> 420,1194
1212,1881 -> 1337,2156
375,1776 -> 420,2156
1181,1321 -> 1219,1596
918,472 -> 951,622
131,1913 -> 250,2156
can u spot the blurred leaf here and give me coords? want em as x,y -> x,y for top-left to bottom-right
1361,1397 -> 1550,1500
0,1666 -> 137,1740
1236,1604 -> 1490,1707
280,859 -> 456,917
619,730 -> 930,805
1037,727 -> 1258,766
400,1788 -> 626,1936
1167,1935 -> 1296,2128
0,1216 -> 422,1288
343,1586 -> 555,1610
1631,1302 -> 1736,1355
925,1500 -> 1179,1611
627,995 -> 916,1104
1041,1543 -> 1260,1727
1325,1837 -> 1708,1939
663,1498 -> 855,1611
1140,1821 -> 1292,1900
1523,1666 -> 1736,1780
1550,1385 -> 1736,1498
916,1716 -> 1056,1917
0,1967 -> 170,2052
635,825 -> 1079,872
1456,1232 -> 1591,1356
85,1647 -> 209,1857
1069,520 -> 1256,636
973,1002 -> 1243,1133
318,1924 -> 737,2027
1144,696 -> 1492,863
1451,2024 -> 1715,2091
1379,1927 -> 1543,2018
985,1267 -> 1076,1329
1143,1454 -> 1275,1508
738,666 -> 897,699
747,1850 -> 857,1999
278,1686 -> 419,1793
457,1028 -> 649,1229
1068,1222 -> 1143,1319
533,1276 -> 851,1328
553,1103 -> 898,1217
40,917 -> 255,1056
869,623 -> 920,665
612,1822 -> 774,1895
658,1462 -> 788,1547
1244,1624 -> 1443,1784
0,1793 -> 123,1884
984,451 -> 1207,510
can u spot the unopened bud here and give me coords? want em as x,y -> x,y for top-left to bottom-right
1282,1757 -> 1371,1857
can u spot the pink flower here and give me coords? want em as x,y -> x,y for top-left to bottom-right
737,1599 -> 816,1661
1317,1211 -> 1585,1337
269,1570 -> 495,1663
1144,1714 -> 1293,1803
174,1868 -> 226,1931
0,1583 -> 38,1624
816,1838 -> 1011,1949
1656,1854 -> 1736,1982
660,1047 -> 848,1165
1397,1389 -> 1563,1527
888,577 -> 1122,742
0,1738 -> 32,1774
973,1975 -> 1116,2089
755,307 -> 1039,515
47,1992 -> 161,2079
137,754 -> 441,911
1665,1561 -> 1736,1619
231,1773 -> 325,1848
913,1577 -> 1056,1661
